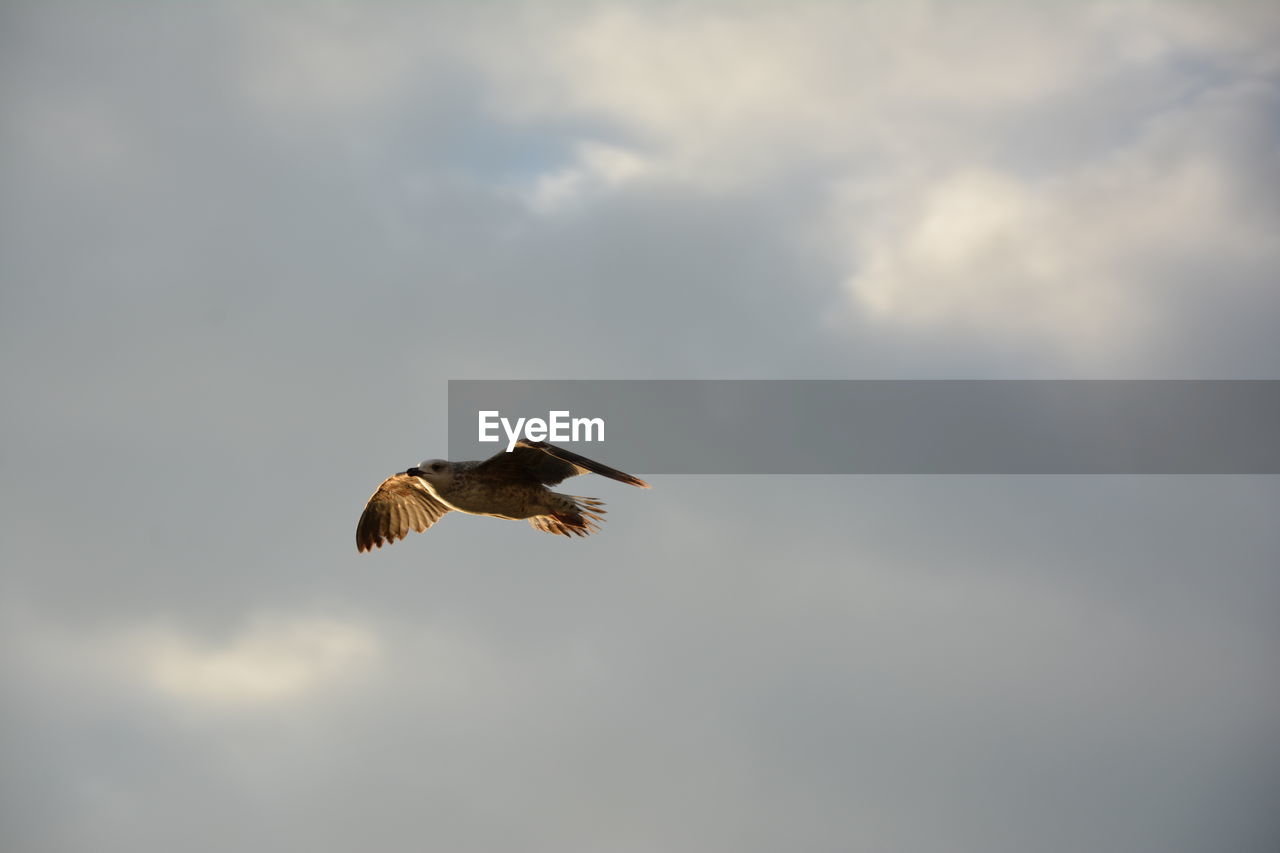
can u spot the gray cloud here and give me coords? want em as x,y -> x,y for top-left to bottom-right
2,2 -> 1278,852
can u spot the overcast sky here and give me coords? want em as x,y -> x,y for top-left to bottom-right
2,2 -> 1278,852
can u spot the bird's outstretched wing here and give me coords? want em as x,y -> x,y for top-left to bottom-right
475,440 -> 650,488
356,473 -> 452,553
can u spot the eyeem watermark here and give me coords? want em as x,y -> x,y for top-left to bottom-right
479,410 -> 605,452
454,380 -> 1280,473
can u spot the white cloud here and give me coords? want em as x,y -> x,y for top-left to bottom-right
8,1 -> 1277,369
830,78 -> 1280,363
199,1 -> 1280,363
457,1 -> 1280,360
3,604 -> 526,714
125,615 -> 380,706
472,2 -> 1217,183
523,140 -> 653,214
6,612 -> 382,709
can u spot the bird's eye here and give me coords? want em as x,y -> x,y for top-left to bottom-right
432,463 -> 444,471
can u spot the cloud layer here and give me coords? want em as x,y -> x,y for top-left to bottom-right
2,2 -> 1278,852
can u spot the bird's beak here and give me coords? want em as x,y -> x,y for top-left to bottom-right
406,467 -> 424,477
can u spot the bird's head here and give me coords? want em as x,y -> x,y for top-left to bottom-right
407,459 -> 453,489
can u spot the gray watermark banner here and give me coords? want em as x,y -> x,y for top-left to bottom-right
447,380 -> 1280,474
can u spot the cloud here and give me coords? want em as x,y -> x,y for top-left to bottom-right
522,140 -> 654,214
2,3 -> 1278,852
127,616 -> 380,706
475,3 -> 1098,182
458,0 -> 1280,364
8,611 -> 381,710
10,1 -> 1274,368
830,77 -> 1280,364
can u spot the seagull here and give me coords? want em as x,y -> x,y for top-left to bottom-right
356,440 -> 650,552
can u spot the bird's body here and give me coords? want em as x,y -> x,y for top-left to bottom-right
356,440 -> 648,552
425,462 -> 569,519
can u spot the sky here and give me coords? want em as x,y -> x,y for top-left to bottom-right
2,1 -> 1278,851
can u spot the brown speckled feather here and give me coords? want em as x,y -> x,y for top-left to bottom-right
356,473 -> 451,553
528,496 -> 607,537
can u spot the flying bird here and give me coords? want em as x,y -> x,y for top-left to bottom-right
356,440 -> 650,552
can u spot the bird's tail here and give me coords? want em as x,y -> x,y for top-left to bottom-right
529,495 -> 606,537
